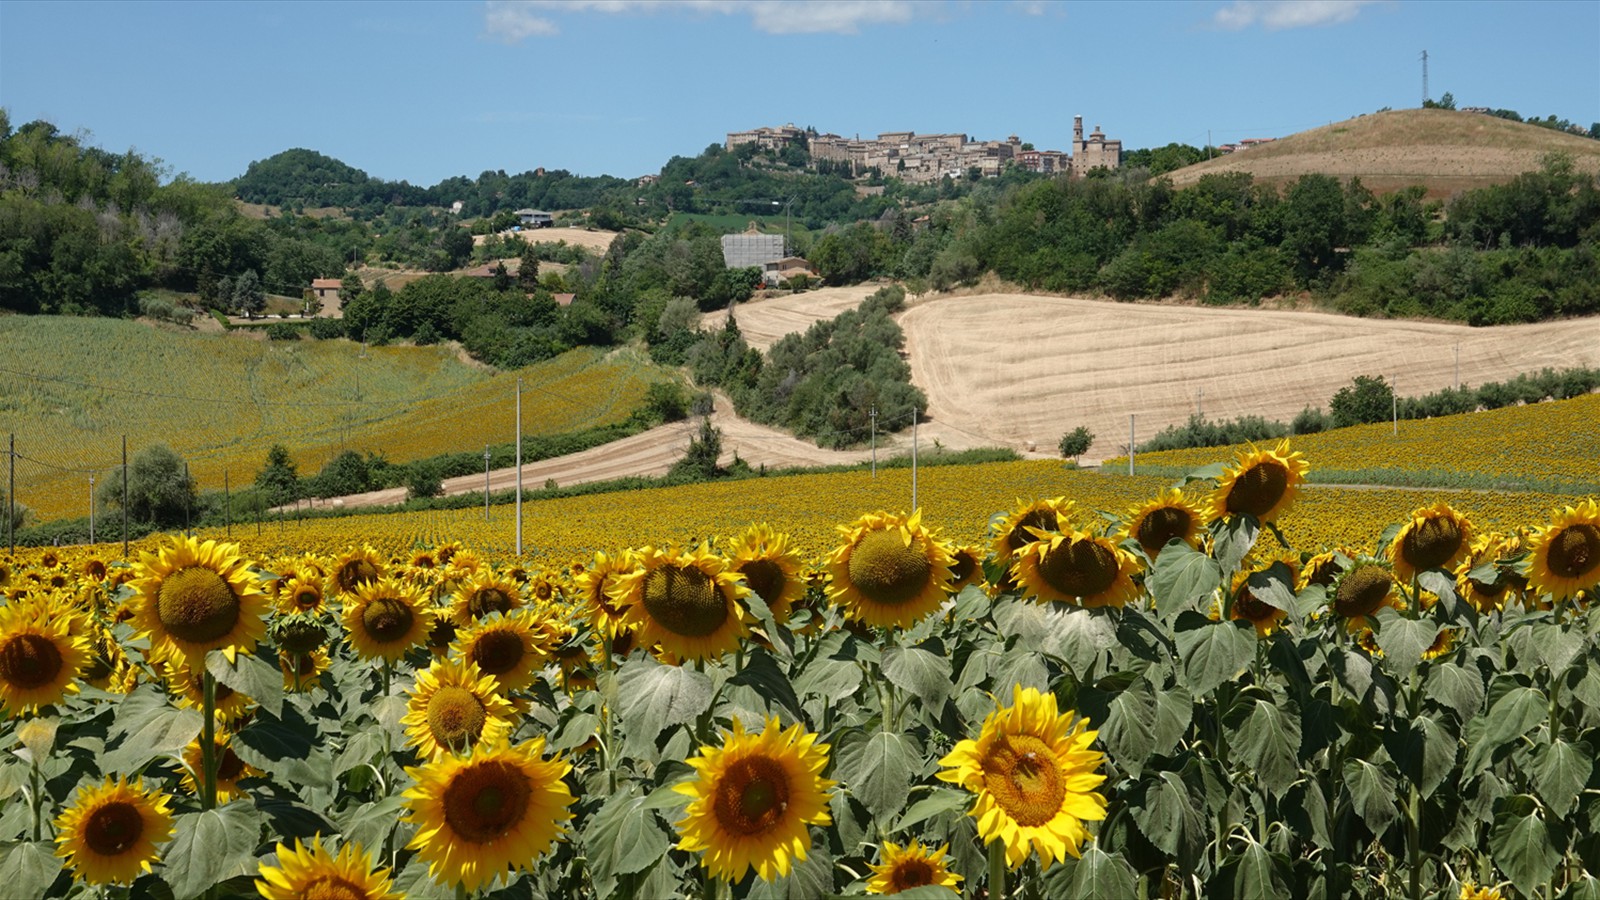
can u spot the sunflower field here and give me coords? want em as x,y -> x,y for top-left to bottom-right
2,443 -> 1600,900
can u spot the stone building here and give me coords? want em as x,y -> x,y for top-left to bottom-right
1069,116 -> 1122,177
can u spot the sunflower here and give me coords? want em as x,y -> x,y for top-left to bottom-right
341,577 -> 433,662
279,648 -> 331,692
1120,489 -> 1204,560
1455,533 -> 1525,612
612,545 -> 751,663
1224,558 -> 1299,637
1388,502 -> 1475,583
83,625 -> 132,693
867,840 -> 963,895
1527,499 -> 1600,602
0,604 -> 88,715
1330,561 -> 1400,622
402,737 -> 575,893
990,497 -> 1077,565
161,652 -> 255,723
255,836 -> 402,900
937,684 -> 1107,869
1299,549 -> 1352,591
275,573 -> 330,616
452,613 -> 545,692
1206,441 -> 1310,524
827,511 -> 955,629
727,524 -> 807,622
332,546 -> 384,595
446,571 -> 525,628
575,550 -> 636,641
54,776 -> 175,886
181,732 -> 260,801
1459,882 -> 1506,900
402,658 -> 516,760
946,544 -> 985,594
1424,627 -> 1460,661
526,570 -> 562,605
128,536 -> 268,664
1011,530 -> 1140,609
674,715 -> 835,883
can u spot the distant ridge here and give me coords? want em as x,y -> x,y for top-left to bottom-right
1163,108 -> 1600,198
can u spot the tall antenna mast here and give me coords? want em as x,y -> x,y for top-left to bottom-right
1420,50 -> 1429,106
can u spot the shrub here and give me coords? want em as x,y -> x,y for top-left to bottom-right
1291,406 -> 1329,435
266,322 -> 301,341
308,317 -> 345,340
1058,426 -> 1094,460
406,463 -> 444,500
94,444 -> 197,528
1329,375 -> 1395,428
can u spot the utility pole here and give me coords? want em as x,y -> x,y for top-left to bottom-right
1128,415 -> 1136,476
225,471 -> 231,538
7,433 -> 13,555
869,406 -> 877,477
515,378 -> 523,556
121,436 -> 129,559
1454,344 -> 1460,391
484,445 -> 491,521
911,408 -> 919,511
89,476 -> 95,545
1207,129 -> 1212,160
1197,387 -> 1203,418
1420,50 -> 1429,106
1392,374 -> 1399,435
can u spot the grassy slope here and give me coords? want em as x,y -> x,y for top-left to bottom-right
1164,108 -> 1600,197
0,316 -> 667,520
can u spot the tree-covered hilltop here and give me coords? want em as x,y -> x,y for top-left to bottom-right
233,147 -> 431,209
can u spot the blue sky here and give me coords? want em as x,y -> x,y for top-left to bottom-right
2,0 -> 1596,186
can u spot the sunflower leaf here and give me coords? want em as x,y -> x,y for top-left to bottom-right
1098,677 -> 1158,779
1372,608 -> 1438,679
747,839 -> 832,900
895,788 -> 970,832
728,647 -> 802,718
1383,714 -> 1458,799
1174,616 -> 1255,698
584,788 -> 669,881
1148,542 -> 1223,617
1127,771 -> 1206,868
163,802 -> 266,900
1062,845 -> 1137,900
101,686 -> 204,774
1244,563 -> 1297,612
336,794 -> 405,859
1153,687 -> 1193,757
1424,662 -> 1485,721
206,648 -> 283,719
1044,607 -> 1119,678
793,655 -> 863,705
836,730 -> 918,823
615,659 -> 713,757
1229,698 -> 1302,798
1215,514 -> 1261,577
1536,623 -> 1586,674
0,841 -> 65,900
1233,837 -> 1291,900
1534,740 -> 1592,819
1490,794 -> 1566,899
1342,758 -> 1399,837
882,644 -> 952,709
1464,686 -> 1547,777
234,701 -> 331,790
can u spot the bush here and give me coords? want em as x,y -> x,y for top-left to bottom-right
1139,414 -> 1289,453
1291,406 -> 1329,435
308,317 -> 345,340
95,444 -> 197,528
1058,426 -> 1094,460
1329,375 -> 1395,428
266,322 -> 301,341
312,450 -> 373,498
406,463 -> 444,500
640,382 -> 691,424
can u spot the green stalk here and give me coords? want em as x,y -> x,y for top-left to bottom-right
1407,779 -> 1421,900
28,754 -> 41,841
988,840 -> 1007,900
201,670 -> 218,811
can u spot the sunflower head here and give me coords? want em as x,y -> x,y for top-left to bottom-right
275,573 -> 330,616
576,550 -> 636,641
54,776 -> 175,886
1455,532 -> 1524,612
867,841 -> 964,896
129,536 -> 269,664
402,738 -> 576,893
447,571 -> 525,628
613,545 -> 751,663
279,648 -> 331,692
1225,558 -> 1299,637
255,836 -> 402,900
0,604 -> 88,716
452,613 -> 545,691
1330,561 -> 1399,621
333,546 -> 385,595
1299,549 -> 1352,590
1527,499 -> 1600,602
161,652 -> 255,723
1459,881 -> 1506,900
1388,502 -> 1475,583
1012,530 -> 1141,609
1206,441 -> 1310,524
946,545 -> 985,594
937,684 -> 1107,869
269,612 -> 327,655
727,524 -> 806,622
402,657 -> 516,760
827,511 -> 955,629
674,716 -> 836,884
1121,489 -> 1204,560
341,577 -> 433,662
181,732 -> 260,802
990,498 -> 1077,565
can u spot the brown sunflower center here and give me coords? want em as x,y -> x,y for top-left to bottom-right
1136,506 -> 1194,557
1225,461 -> 1289,519
1400,517 -> 1465,572
0,633 -> 63,689
469,588 -> 515,619
277,619 -> 325,654
442,760 -> 532,843
890,858 -> 937,891
85,560 -> 108,580
711,755 -> 791,836
285,652 -> 319,677
1550,524 -> 1600,579
84,801 -> 144,856
155,566 -> 241,645
1335,566 -> 1394,618
641,565 -> 729,638
1005,509 -> 1058,555
1037,539 -> 1118,600
293,588 -> 322,611
848,529 -> 934,606
427,618 -> 458,650
1233,589 -> 1278,623
739,559 -> 786,605
217,746 -> 245,782
981,734 -> 1065,828
471,630 -> 526,676
300,876 -> 367,900
337,559 -> 379,593
948,550 -> 978,586
428,686 -> 488,750
1306,557 -> 1342,588
361,597 -> 414,643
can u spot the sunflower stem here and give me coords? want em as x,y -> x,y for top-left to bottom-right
28,753 -> 41,842
201,668 -> 218,811
988,839 -> 1007,899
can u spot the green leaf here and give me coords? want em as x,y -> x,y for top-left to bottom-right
1153,687 -> 1193,757
728,648 -> 802,718
336,795 -> 405,858
1464,686 -> 1547,777
1175,616 -> 1254,698
882,645 -> 952,709
584,788 -> 670,880
1234,838 -> 1290,900
1425,663 -> 1485,721
1535,740 -> 1592,819
101,686 -> 204,774
1537,624 -> 1587,674
164,802 -> 266,900
1244,563 -> 1297,612
1214,514 -> 1260,576
1128,772 -> 1206,868
1490,794 -> 1565,899
1565,874 -> 1600,900
1044,606 -> 1120,678
615,658 -> 713,756
896,788 -> 970,832
1342,758 -> 1399,837
1230,698 -> 1302,798
1099,678 -> 1158,779
836,730 -> 918,823
991,648 -> 1049,695
1182,462 -> 1228,483
1372,608 -> 1438,679
550,711 -> 602,755
1065,845 -> 1137,900
206,649 -> 284,718
234,702 -> 332,790
0,841 -> 64,900
1386,714 -> 1458,799
747,837 -> 832,899
793,656 -> 862,704
1148,542 -> 1223,615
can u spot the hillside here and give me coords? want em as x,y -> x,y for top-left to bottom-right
1164,108 -> 1600,197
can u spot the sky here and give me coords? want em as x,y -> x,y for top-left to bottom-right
1,0 -> 1596,187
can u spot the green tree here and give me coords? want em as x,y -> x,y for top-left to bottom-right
517,241 -> 541,292
254,444 -> 300,506
312,450 -> 372,497
669,417 -> 724,481
1329,374 -> 1395,428
1058,426 -> 1094,461
233,269 -> 266,317
406,462 -> 444,500
96,444 -> 196,527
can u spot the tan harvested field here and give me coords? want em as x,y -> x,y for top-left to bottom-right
1165,109 -> 1600,198
701,285 -> 881,350
471,227 -> 621,254
899,293 -> 1600,462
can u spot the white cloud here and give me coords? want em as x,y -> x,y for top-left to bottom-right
1212,0 -> 1379,31
483,0 -> 924,42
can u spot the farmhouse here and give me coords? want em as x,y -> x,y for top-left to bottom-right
720,229 -> 786,270
762,256 -> 819,287
310,278 -> 341,311
514,209 -> 553,228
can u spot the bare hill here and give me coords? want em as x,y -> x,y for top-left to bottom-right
1164,109 -> 1600,198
